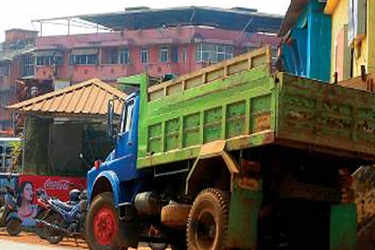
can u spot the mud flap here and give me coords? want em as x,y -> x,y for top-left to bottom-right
185,140 -> 239,196
227,187 -> 262,249
330,204 -> 357,250
227,160 -> 263,249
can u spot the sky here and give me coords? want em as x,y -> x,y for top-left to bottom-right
0,0 -> 290,41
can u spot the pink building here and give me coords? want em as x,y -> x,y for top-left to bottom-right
0,6 -> 283,132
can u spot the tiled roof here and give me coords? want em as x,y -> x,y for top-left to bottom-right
7,78 -> 125,117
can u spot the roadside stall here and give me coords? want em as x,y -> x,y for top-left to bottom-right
5,78 -> 125,227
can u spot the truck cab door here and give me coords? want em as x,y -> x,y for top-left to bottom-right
113,95 -> 139,180
106,96 -> 139,181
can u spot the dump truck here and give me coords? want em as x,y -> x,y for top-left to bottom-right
85,47 -> 375,250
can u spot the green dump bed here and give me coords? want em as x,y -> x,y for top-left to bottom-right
136,47 -> 375,168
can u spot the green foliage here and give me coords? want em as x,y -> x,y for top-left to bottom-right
9,139 -> 23,173
23,116 -> 51,175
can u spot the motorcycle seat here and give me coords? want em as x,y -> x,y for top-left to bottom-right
51,199 -> 73,211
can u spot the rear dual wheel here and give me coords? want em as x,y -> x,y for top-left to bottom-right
186,188 -> 229,250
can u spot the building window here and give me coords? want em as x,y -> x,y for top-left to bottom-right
37,56 -> 50,65
36,56 -> 63,66
108,49 -> 118,64
160,47 -> 169,63
217,45 -> 225,62
195,43 -> 234,63
141,48 -> 149,64
87,55 -> 98,65
119,48 -> 130,64
171,47 -> 178,63
182,48 -> 187,63
103,48 -> 130,65
23,55 -> 34,77
70,54 -> 98,65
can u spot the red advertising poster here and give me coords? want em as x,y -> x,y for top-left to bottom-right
18,175 -> 86,202
16,175 -> 86,227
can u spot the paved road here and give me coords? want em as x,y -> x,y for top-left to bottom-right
0,239 -> 81,250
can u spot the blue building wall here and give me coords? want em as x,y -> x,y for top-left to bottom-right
281,0 -> 332,82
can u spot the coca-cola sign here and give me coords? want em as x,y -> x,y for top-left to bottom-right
19,175 -> 86,202
44,178 -> 72,191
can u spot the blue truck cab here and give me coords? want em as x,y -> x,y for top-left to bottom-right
85,76 -> 163,250
87,92 -> 142,207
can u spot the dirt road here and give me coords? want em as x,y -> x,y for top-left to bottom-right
0,230 -> 87,249
0,229 -> 155,250
0,239 -> 84,250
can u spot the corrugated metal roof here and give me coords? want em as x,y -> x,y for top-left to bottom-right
7,79 -> 126,117
53,6 -> 283,33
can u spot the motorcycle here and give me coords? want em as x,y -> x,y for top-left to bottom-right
35,188 -> 88,244
0,185 -> 21,236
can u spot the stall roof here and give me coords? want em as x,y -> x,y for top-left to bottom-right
7,79 -> 126,117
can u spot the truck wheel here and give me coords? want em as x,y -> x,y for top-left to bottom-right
186,188 -> 228,250
6,218 -> 21,236
86,192 -> 125,250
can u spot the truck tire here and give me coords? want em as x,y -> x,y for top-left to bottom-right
86,192 -> 125,250
186,188 -> 228,250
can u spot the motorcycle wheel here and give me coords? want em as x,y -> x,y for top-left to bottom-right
6,218 -> 21,236
45,213 -> 64,244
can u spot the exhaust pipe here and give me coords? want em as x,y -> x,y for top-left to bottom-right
35,219 -> 70,234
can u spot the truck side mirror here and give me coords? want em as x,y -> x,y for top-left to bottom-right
79,153 -> 91,169
107,99 -> 115,142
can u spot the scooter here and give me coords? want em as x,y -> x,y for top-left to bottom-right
35,188 -> 88,244
0,185 -> 21,236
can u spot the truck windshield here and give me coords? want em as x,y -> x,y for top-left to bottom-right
120,99 -> 135,134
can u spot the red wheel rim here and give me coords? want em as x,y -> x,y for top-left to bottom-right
93,206 -> 118,246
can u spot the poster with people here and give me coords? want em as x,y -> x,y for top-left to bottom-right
0,175 -> 86,227
17,181 -> 38,227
